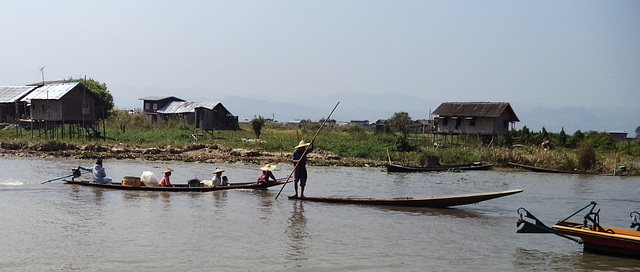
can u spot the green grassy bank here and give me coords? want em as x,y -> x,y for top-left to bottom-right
1,110 -> 638,175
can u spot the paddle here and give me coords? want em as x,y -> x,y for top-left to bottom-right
41,174 -> 74,184
275,101 -> 340,199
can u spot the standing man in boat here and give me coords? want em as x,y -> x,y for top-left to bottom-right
78,159 -> 112,184
291,140 -> 312,198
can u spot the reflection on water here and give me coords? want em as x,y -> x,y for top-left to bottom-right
286,200 -> 308,262
513,247 -> 640,271
121,190 -> 162,201
253,190 -> 275,218
2,156 -> 640,271
375,205 -> 483,218
212,190 -> 228,212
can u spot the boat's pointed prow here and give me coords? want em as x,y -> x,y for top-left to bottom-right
287,189 -> 523,208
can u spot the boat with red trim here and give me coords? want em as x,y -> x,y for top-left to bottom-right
517,201 -> 640,258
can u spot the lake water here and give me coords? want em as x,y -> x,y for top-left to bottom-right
1,155 -> 639,271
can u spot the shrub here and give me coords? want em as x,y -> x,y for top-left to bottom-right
250,117 -> 265,139
585,131 -> 616,151
560,158 -> 577,171
576,141 -> 596,171
570,130 -> 584,148
418,151 -> 440,166
393,136 -> 413,152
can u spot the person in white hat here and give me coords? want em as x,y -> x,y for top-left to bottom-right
257,163 -> 277,185
291,140 -> 313,198
159,168 -> 174,187
212,168 -> 225,187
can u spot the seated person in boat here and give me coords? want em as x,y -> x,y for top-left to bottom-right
159,168 -> 174,187
221,176 -> 229,186
78,159 -> 112,184
257,163 -> 277,185
212,168 -> 225,187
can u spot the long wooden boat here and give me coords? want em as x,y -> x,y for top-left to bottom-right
507,162 -> 587,174
288,189 -> 522,208
63,178 -> 284,192
386,162 -> 493,173
517,201 -> 640,258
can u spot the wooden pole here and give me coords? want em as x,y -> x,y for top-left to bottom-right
275,102 -> 339,199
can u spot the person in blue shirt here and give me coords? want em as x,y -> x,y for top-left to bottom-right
78,159 -> 112,184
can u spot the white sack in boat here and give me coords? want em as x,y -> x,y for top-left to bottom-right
140,171 -> 158,187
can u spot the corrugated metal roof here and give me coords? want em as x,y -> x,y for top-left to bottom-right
138,96 -> 185,101
0,86 -> 37,103
432,102 -> 519,121
157,101 -> 220,114
20,82 -> 80,102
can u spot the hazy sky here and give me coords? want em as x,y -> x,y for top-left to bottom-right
2,1 -> 639,117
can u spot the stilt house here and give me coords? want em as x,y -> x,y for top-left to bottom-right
139,96 -> 185,123
0,86 -> 37,122
432,102 -> 519,135
20,82 -> 97,122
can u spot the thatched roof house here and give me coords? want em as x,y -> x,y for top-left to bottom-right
432,102 -> 519,135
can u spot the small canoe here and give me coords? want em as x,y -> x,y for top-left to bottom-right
63,178 -> 284,192
386,162 -> 493,173
288,189 -> 523,208
507,162 -> 587,174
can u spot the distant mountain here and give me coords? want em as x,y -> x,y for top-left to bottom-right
305,92 -> 437,121
220,94 -> 637,137
515,105 -> 638,136
219,96 -> 327,122
116,89 -> 638,137
220,92 -> 438,122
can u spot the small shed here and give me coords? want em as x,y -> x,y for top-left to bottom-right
139,96 -> 185,123
609,131 -> 628,141
375,119 -> 390,133
432,102 -> 519,135
20,82 -> 97,122
413,119 -> 435,134
350,120 -> 370,126
158,101 -> 238,130
194,104 -> 239,131
0,86 -> 37,122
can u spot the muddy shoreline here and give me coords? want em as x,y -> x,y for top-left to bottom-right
0,141 -> 381,167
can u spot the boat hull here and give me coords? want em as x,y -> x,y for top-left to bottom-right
386,162 -> 493,173
553,221 -> 640,258
63,179 -> 283,192
288,189 -> 522,208
507,162 -> 586,174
